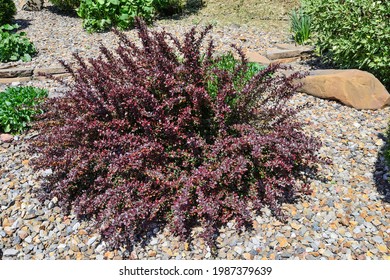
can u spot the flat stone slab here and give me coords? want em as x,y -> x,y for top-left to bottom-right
34,73 -> 71,80
0,63 -> 21,70
271,56 -> 301,64
0,66 -> 70,83
245,51 -> 270,65
0,68 -> 34,78
0,77 -> 32,83
274,43 -> 314,52
34,67 -> 68,76
266,47 -> 313,60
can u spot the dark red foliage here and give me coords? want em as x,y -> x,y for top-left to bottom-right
30,18 -> 324,249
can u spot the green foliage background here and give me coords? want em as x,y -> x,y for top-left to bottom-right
0,0 -> 16,26
77,0 -> 156,32
49,0 -> 81,11
302,0 -> 390,88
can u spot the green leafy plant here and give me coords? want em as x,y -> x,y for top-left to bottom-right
290,7 -> 311,45
76,0 -> 156,32
0,0 -> 16,26
49,0 -> 81,11
206,52 -> 265,100
302,0 -> 390,88
0,24 -> 37,62
0,86 -> 48,134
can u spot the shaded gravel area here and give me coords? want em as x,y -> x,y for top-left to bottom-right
0,3 -> 389,260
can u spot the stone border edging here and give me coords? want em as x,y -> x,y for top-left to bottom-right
246,43 -> 314,65
0,66 -> 70,84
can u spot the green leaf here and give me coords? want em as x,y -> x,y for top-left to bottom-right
119,14 -> 130,21
22,53 -> 32,62
1,24 -> 16,31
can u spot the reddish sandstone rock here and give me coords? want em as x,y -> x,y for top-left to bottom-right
245,51 -> 270,65
0,134 -> 14,143
299,69 -> 390,110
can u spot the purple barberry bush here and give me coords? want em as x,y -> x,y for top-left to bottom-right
30,18 -> 323,249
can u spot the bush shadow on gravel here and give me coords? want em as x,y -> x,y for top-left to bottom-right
44,0 -> 204,21
13,19 -> 32,31
45,6 -> 79,18
304,55 -> 337,70
374,133 -> 390,203
155,0 -> 204,21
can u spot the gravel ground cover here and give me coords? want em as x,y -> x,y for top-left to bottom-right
0,2 -> 389,260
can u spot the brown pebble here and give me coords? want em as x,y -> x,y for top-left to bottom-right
104,251 -> 114,259
276,237 -> 289,248
291,222 -> 302,230
349,220 -> 358,227
343,241 -> 351,248
130,251 -> 137,260
18,230 -> 29,240
377,244 -> 388,253
70,243 -> 79,252
148,250 -> 157,257
355,233 -> 365,239
340,217 -> 349,226
78,229 -> 88,235
4,226 -> 14,236
2,218 -> 11,227
243,253 -> 254,260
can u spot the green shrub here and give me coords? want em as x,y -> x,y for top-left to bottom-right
0,0 -> 16,26
302,0 -> 390,88
0,24 -> 37,62
49,0 -> 81,11
0,86 -> 48,134
153,0 -> 184,16
290,7 -> 311,45
77,0 -> 156,32
206,52 -> 265,100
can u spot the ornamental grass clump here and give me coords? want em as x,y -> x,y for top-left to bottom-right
290,7 -> 311,45
30,18 -> 323,249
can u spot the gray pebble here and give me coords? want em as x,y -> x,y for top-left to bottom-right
372,236 -> 384,244
3,249 -> 19,257
87,236 -> 98,246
